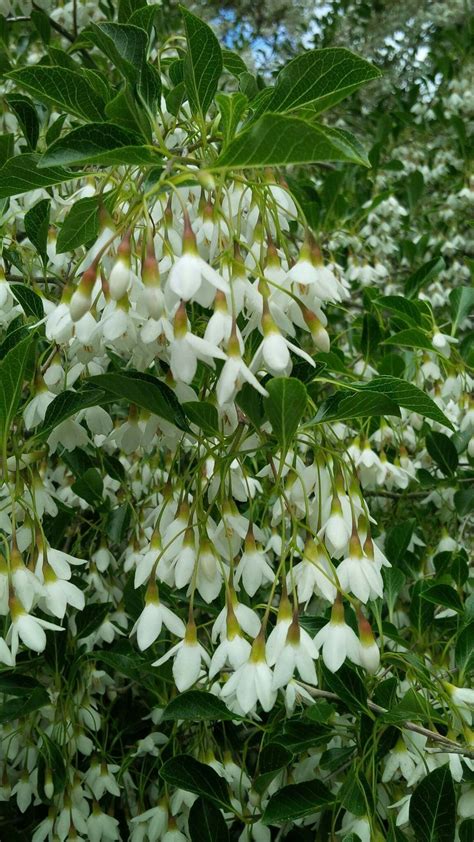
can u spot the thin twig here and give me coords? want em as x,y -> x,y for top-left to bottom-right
298,683 -> 474,759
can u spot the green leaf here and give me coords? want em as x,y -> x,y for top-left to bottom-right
212,114 -> 370,169
455,622 -> 474,677
261,779 -> 334,825
322,664 -> 369,715
0,334 -> 34,448
252,48 -> 381,119
383,568 -> 406,617
264,377 -> 307,453
37,384 -> 108,440
426,431 -> 458,477
236,382 -> 264,428
85,22 -> 148,86
56,194 -> 109,253
375,295 -> 422,326
222,49 -> 248,78
71,467 -> 104,506
354,376 -> 454,430
315,389 -> 400,423
0,154 -> 85,199
5,94 -> 39,149
7,65 -> 107,121
0,686 -> 50,725
254,743 -> 293,795
454,486 -> 474,517
0,673 -> 43,696
383,688 -> 440,725
89,371 -> 188,430
118,0 -> 147,21
10,284 -> 44,320
421,584 -> 463,613
160,755 -> 231,809
38,734 -> 67,799
409,766 -> 455,842
450,286 -> 474,330
382,328 -> 432,351
24,198 -> 50,264
216,92 -> 248,146
161,691 -> 242,722
181,7 -> 223,117
0,133 -> 14,168
39,123 -> 160,168
184,401 -> 219,436
188,798 -> 229,842
76,602 -> 113,639
405,257 -> 445,298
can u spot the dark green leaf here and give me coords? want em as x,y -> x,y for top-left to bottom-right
76,602 -> 113,639
0,687 -> 50,724
0,133 -> 14,168
409,765 -> 455,842
24,198 -> 50,263
38,734 -> 67,799
421,584 -> 463,613
315,389 -> 400,423
454,486 -> 474,517
383,568 -> 406,616
71,468 -> 104,506
7,65 -> 107,121
383,688 -> 441,724
181,7 -> 223,117
264,377 -> 307,452
236,382 -> 264,428
252,48 -> 381,119
382,328 -> 432,351
426,431 -> 458,477
222,49 -> 248,77
0,334 -> 34,447
354,376 -> 454,430
161,691 -> 243,722
212,114 -> 370,169
184,401 -> 219,436
455,622 -> 474,677
261,779 -> 334,825
10,283 -> 44,319
40,123 -> 160,168
405,257 -> 445,298
322,664 -> 369,714
160,755 -> 231,809
0,673 -> 43,696
56,195 -> 106,253
89,371 -> 188,430
37,384 -> 107,440
188,798 -> 229,842
450,286 -> 474,330
0,154 -> 85,199
5,94 -> 39,149
85,22 -> 148,86
118,0 -> 147,22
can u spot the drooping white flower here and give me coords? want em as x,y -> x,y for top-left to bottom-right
152,620 -> 210,691
271,617 -> 319,690
220,634 -> 276,713
132,582 -> 185,650
313,599 -> 361,673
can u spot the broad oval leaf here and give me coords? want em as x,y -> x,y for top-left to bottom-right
39,124 -> 161,168
7,66 -> 107,121
409,765 -> 455,842
24,198 -> 50,263
160,755 -> 231,809
261,779 -> 334,825
184,401 -> 220,436
315,389 -> 400,423
188,798 -> 229,842
10,283 -> 44,320
88,371 -> 188,430
264,377 -> 307,452
85,21 -> 148,85
212,114 -> 370,170
161,690 -> 242,722
354,376 -> 454,430
5,94 -> 39,149
0,154 -> 85,199
252,48 -> 381,119
0,333 -> 34,448
405,256 -> 445,298
426,431 -> 458,476
181,7 -> 223,117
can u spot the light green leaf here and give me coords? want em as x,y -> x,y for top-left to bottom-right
261,779 -> 334,825
7,65 -> 107,121
405,256 -> 445,298
160,755 -> 231,809
216,92 -> 248,146
161,691 -> 242,722
0,154 -> 85,199
39,123 -> 161,168
0,334 -> 34,448
409,766 -> 455,842
354,376 -> 454,430
188,799 -> 229,842
264,377 -> 307,453
5,94 -> 39,149
181,7 -> 223,117
426,431 -> 458,476
252,48 -> 381,119
315,389 -> 400,423
212,114 -> 370,169
24,198 -> 50,263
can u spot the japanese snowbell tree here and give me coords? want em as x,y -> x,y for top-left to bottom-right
0,3 -> 472,842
